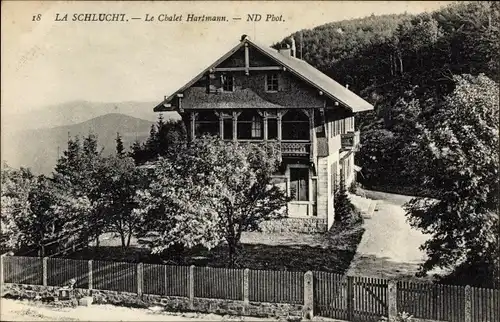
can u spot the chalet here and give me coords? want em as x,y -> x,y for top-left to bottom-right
154,35 -> 373,233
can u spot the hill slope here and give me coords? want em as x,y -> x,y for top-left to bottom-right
2,100 -> 178,132
277,2 -> 499,189
2,113 -> 155,175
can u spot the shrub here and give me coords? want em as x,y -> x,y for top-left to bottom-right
348,179 -> 358,194
379,312 -> 414,322
334,175 -> 361,225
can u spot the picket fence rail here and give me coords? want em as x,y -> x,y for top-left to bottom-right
0,255 -> 498,322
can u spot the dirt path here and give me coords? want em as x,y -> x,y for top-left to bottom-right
347,189 -> 433,281
0,298 -> 347,322
0,298 -> 278,321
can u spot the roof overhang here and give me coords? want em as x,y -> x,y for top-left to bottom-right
154,41 -> 246,112
154,37 -> 374,113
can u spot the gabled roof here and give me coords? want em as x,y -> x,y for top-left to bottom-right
154,36 -> 373,113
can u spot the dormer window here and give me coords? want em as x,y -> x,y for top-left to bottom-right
221,74 -> 234,92
266,73 -> 279,92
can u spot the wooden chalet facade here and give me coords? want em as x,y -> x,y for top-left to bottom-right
154,35 -> 373,232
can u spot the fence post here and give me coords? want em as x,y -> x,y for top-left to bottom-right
464,285 -> 472,322
0,253 -> 7,286
189,265 -> 195,310
88,260 -> 93,290
388,280 -> 398,320
164,265 -> 168,296
42,257 -> 48,286
303,271 -> 314,320
137,263 -> 143,296
243,268 -> 250,304
347,276 -> 354,321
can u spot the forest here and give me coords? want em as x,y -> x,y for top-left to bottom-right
276,1 -> 499,287
276,1 -> 498,194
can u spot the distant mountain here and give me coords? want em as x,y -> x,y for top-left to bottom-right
2,100 -> 178,133
2,113 -> 156,175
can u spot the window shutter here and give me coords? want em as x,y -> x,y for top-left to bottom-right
208,73 -> 221,93
278,74 -> 288,91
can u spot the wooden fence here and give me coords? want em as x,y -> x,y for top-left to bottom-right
1,255 -> 498,322
314,272 -> 388,322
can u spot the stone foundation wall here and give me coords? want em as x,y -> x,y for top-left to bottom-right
259,217 -> 327,233
1,283 -> 303,319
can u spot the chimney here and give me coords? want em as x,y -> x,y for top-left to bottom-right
279,43 -> 292,57
290,37 -> 296,57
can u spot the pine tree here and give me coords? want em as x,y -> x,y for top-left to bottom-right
129,119 -> 187,165
334,174 -> 353,223
54,135 -> 82,178
115,132 -> 125,157
82,133 -> 99,159
52,133 -> 105,248
157,113 -> 165,128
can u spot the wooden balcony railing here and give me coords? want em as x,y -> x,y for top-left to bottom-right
341,131 -> 360,150
281,141 -> 311,156
225,139 -> 311,157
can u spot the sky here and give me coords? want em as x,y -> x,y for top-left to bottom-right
1,1 -> 454,114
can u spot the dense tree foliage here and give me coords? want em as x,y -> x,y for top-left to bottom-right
405,75 -> 499,287
130,114 -> 186,165
135,136 -> 289,266
52,134 -> 106,246
1,133 -> 151,253
51,133 -> 148,248
278,1 -> 499,286
279,2 -> 499,190
279,1 -> 499,191
1,165 -> 38,250
97,155 -> 147,247
1,165 -> 73,253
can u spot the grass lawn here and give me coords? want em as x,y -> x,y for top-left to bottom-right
63,222 -> 364,274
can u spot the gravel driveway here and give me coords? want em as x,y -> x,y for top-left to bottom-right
347,189 -> 433,281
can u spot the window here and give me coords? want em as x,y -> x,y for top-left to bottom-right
237,111 -> 262,139
221,74 -> 234,92
282,110 -> 309,140
208,73 -> 218,93
341,158 -> 351,184
251,116 -> 262,138
268,119 -> 278,139
290,167 -> 309,201
347,156 -> 352,178
331,162 -> 337,196
223,118 -> 233,140
195,111 -> 219,137
266,73 -> 279,92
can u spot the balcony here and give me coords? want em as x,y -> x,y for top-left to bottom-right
226,139 -> 311,158
341,131 -> 360,151
281,141 -> 311,157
